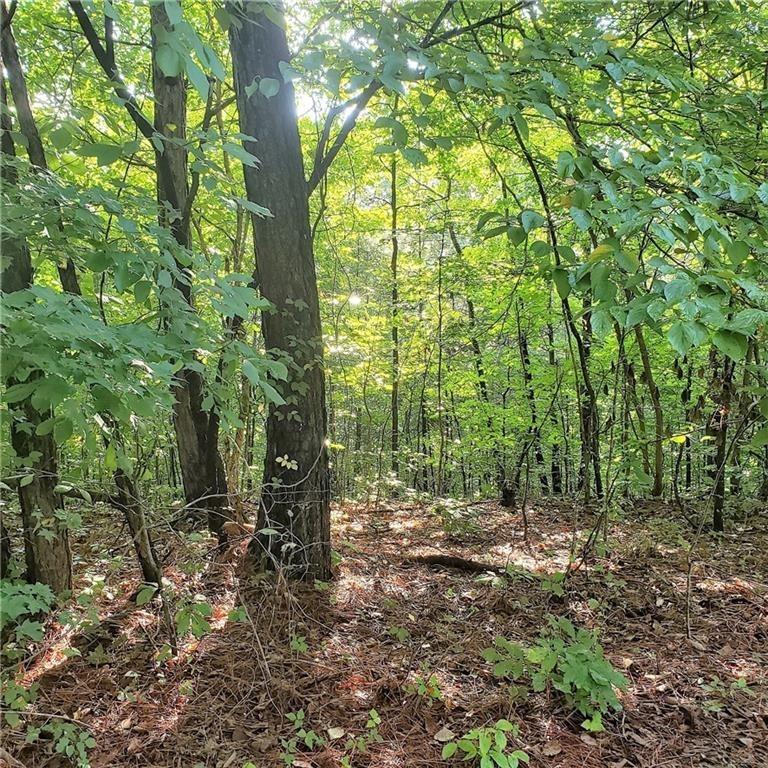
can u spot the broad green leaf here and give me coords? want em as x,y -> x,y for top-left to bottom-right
712,329 -> 748,361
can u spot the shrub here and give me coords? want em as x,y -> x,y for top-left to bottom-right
482,616 -> 628,731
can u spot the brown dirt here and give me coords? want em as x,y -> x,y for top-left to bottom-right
3,499 -> 767,768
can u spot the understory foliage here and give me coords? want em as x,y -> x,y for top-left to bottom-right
0,0 -> 767,765
483,617 -> 629,731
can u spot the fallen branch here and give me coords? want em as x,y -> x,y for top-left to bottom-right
404,553 -> 506,575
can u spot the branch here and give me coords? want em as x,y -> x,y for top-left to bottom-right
306,0 -> 528,194
307,79 -> 381,193
67,0 -> 181,211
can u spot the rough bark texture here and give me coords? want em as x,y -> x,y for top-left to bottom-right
635,327 -> 664,497
707,352 -> 734,532
150,3 -> 228,536
0,76 -> 71,593
229,1 -> 330,579
0,0 -> 79,294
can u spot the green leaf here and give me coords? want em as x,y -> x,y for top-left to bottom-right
136,584 -> 158,606
520,209 -> 545,233
134,281 -> 152,304
259,77 -> 280,98
712,330 -> 748,361
50,126 -> 74,150
752,426 -> 768,448
79,143 -> 122,166
163,0 -> 183,26
214,6 -> 231,30
727,240 -> 750,266
442,742 -> 458,759
223,142 -> 259,167
186,58 -> 209,101
156,44 -> 182,78
401,147 -> 427,166
569,207 -> 592,231
552,267 -> 571,299
236,196 -> 273,218
668,321 -> 692,356
374,116 -> 408,146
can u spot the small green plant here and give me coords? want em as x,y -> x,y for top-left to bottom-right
405,668 -> 443,704
0,580 -> 55,648
434,502 -> 482,538
175,598 -> 212,639
539,571 -> 566,597
228,605 -> 249,623
290,633 -> 308,652
388,625 -> 411,643
442,719 -> 528,767
31,721 -> 96,768
280,710 -> 324,765
482,617 -> 628,731
341,708 -> 383,762
700,675 -> 752,712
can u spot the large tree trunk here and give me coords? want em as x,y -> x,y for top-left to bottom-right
0,73 -> 71,594
229,1 -> 330,579
150,2 -> 228,537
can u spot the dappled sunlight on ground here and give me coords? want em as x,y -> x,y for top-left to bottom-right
7,499 -> 768,767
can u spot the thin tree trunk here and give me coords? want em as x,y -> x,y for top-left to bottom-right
516,303 -> 548,494
546,317 -> 563,494
0,73 -> 71,594
229,1 -> 330,579
0,0 -> 78,293
635,327 -> 664,496
706,351 -> 734,532
389,149 -> 400,478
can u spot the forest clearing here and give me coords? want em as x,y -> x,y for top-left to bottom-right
1,1 -> 767,767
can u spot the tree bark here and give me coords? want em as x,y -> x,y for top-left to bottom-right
389,152 -> 400,478
0,74 -> 71,594
634,327 -> 664,497
0,0 -> 79,294
706,351 -> 734,532
150,2 -> 228,537
229,1 -> 330,579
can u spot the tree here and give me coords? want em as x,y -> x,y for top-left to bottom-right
0,66 -> 71,594
229,1 -> 331,578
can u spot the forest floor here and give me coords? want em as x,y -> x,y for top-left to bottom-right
4,498 -> 768,768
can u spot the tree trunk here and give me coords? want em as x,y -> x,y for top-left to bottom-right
546,319 -> 563,494
229,1 -> 330,579
634,327 -> 664,497
0,513 -> 10,579
389,151 -> 400,478
0,71 -> 72,594
516,305 -> 549,494
0,0 -> 78,293
150,2 -> 228,536
706,351 -> 734,532
4,10 -> 168,595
